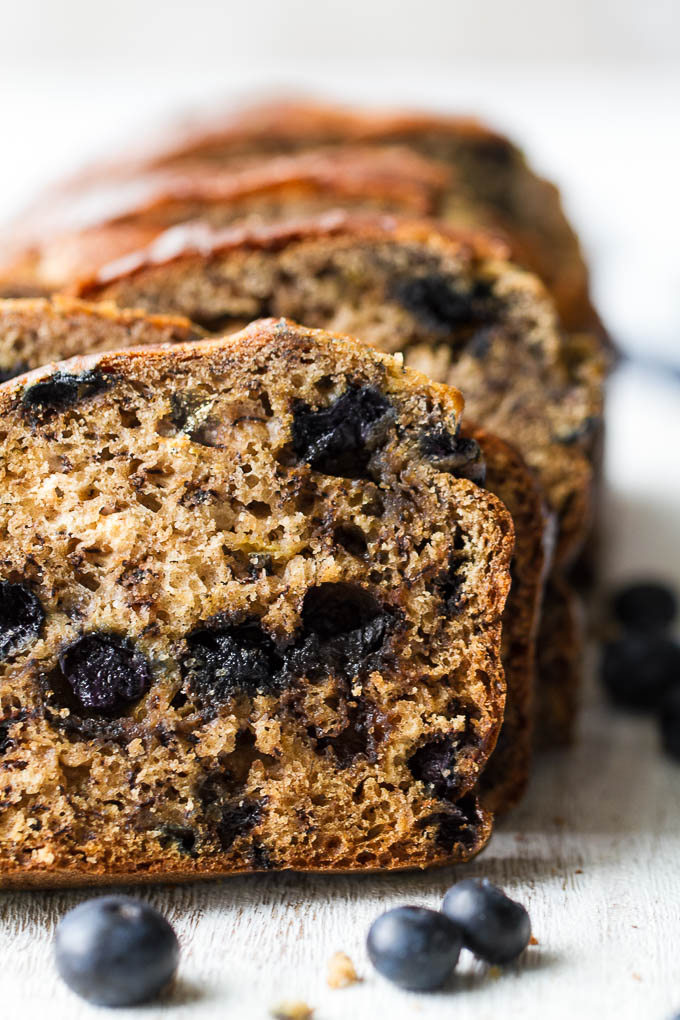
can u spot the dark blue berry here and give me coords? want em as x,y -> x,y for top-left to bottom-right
367,905 -> 462,990
54,895 -> 179,1006
419,428 -> 486,485
289,582 -> 391,680
217,798 -> 264,850
0,581 -> 44,660
181,621 -> 284,700
659,686 -> 680,762
601,636 -> 680,712
22,370 -> 110,417
292,384 -> 393,478
408,736 -> 462,800
389,273 -> 496,334
59,633 -> 152,715
612,581 -> 677,633
442,878 -> 531,964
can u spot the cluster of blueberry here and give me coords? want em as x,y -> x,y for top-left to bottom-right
55,880 -> 531,1006
367,878 -> 531,991
601,581 -> 680,758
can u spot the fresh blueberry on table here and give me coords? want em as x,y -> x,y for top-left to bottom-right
367,905 -> 462,990
612,581 -> 677,633
658,686 -> 680,762
54,895 -> 179,1006
601,636 -> 680,711
442,878 -> 531,964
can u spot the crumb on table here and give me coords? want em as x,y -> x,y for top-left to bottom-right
270,1000 -> 315,1020
327,950 -> 362,989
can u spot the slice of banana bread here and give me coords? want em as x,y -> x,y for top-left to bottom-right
0,298 -> 542,812
0,318 -> 513,886
11,98 -> 601,336
470,429 -> 550,811
73,214 -> 603,569
0,296 -> 204,382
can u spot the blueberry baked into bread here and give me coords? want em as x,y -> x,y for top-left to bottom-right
73,214 -> 604,571
4,98 -> 602,338
0,318 -> 514,886
0,296 -> 203,382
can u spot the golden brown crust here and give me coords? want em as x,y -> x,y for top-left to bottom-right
0,295 -> 204,379
0,97 -> 607,340
0,803 -> 493,888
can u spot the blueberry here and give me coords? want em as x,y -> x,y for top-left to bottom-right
442,878 -> 531,964
217,798 -> 265,850
601,636 -> 680,712
367,906 -> 462,990
54,895 -> 179,1006
434,556 -> 468,615
408,732 -> 475,800
389,273 -> 497,334
288,582 -> 392,679
22,370 -> 110,417
292,384 -> 393,478
419,428 -> 486,485
612,581 -> 677,633
0,712 -> 27,754
431,794 -> 484,850
181,621 -> 284,700
659,686 -> 680,762
59,633 -> 152,715
0,581 -> 45,660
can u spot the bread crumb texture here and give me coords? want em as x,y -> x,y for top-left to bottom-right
271,1000 -> 315,1020
0,318 -> 513,884
327,950 -> 362,989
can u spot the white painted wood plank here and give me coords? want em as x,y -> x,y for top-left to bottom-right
2,683 -> 679,1020
1,363 -> 679,1019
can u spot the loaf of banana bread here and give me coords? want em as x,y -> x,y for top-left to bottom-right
0,318 -> 514,886
0,148 -> 451,295
72,214 -> 603,570
3,98 -> 602,337
0,295 -> 545,813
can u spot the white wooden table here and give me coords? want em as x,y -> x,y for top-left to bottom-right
1,352 -> 678,1020
1,70 -> 679,1020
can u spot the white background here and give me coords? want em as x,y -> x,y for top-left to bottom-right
0,0 -> 678,367
0,3 -> 679,1017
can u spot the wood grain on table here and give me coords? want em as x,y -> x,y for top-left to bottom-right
2,339 -> 680,1020
3,674 -> 679,1020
